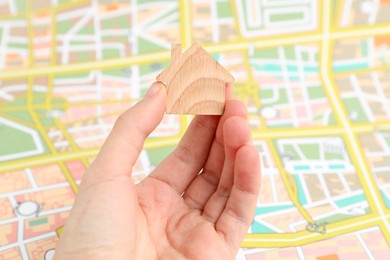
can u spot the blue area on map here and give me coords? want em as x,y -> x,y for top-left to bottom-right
332,62 -> 369,72
293,164 -> 345,171
251,221 -> 276,234
294,165 -> 310,170
250,63 -> 318,73
251,63 -> 318,81
335,193 -> 366,207
255,205 -> 294,215
265,64 -> 318,73
380,191 -> 390,209
293,175 -> 307,205
328,164 -> 345,170
252,205 -> 295,233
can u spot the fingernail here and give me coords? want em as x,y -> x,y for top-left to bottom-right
145,83 -> 161,97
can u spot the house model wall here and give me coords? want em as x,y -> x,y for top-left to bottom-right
157,43 -> 234,115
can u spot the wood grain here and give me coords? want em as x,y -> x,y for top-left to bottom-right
157,43 -> 234,115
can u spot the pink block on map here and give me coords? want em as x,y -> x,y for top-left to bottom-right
65,160 -> 86,181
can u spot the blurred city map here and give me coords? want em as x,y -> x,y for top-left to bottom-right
0,0 -> 390,259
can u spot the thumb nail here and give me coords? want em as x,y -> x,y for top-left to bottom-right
145,82 -> 162,98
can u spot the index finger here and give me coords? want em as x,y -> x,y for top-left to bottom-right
86,82 -> 167,181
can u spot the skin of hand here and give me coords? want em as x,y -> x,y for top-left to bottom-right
54,82 -> 261,260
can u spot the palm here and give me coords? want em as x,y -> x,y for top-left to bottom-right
55,85 -> 261,260
137,180 -> 231,259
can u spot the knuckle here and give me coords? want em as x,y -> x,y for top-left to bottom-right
113,113 -> 127,130
173,143 -> 193,164
200,169 -> 220,187
217,185 -> 231,198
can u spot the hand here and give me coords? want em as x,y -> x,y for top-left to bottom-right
54,82 -> 261,260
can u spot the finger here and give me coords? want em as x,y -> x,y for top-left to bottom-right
183,101 -> 247,210
225,83 -> 233,101
200,117 -> 252,224
86,82 -> 166,180
216,145 -> 261,251
143,115 -> 220,193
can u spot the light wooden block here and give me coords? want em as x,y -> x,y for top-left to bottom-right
156,43 -> 234,115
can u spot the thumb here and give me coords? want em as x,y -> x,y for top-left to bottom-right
89,81 -> 167,179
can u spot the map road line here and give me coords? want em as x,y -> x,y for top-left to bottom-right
179,0 -> 192,48
320,1 -> 390,244
0,137 -> 181,173
252,122 -> 390,139
265,139 -> 315,224
0,149 -> 99,173
0,51 -> 171,80
243,214 -> 383,247
1,24 -> 390,81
